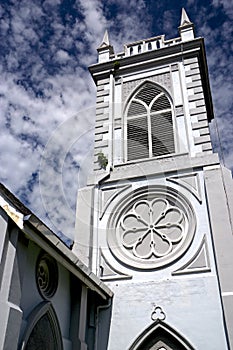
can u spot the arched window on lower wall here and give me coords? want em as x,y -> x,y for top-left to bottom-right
20,301 -> 63,350
129,320 -> 195,350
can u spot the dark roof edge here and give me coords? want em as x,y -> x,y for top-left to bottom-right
0,183 -> 113,300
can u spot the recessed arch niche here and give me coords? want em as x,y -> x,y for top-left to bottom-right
129,320 -> 195,350
20,301 -> 63,350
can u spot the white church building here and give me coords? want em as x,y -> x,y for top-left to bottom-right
1,8 -> 233,350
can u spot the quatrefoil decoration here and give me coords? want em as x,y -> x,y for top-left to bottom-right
120,198 -> 185,260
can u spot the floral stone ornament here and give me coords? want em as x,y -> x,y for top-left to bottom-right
107,186 -> 196,269
121,198 -> 184,259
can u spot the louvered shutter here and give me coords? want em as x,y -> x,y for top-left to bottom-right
151,93 -> 175,156
128,101 -> 147,116
127,101 -> 148,161
151,94 -> 171,112
135,83 -> 161,106
127,83 -> 174,161
127,116 -> 149,160
151,111 -> 174,156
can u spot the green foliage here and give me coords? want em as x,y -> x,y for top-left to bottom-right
113,61 -> 120,70
97,152 -> 108,170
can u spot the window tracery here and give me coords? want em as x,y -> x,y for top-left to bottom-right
121,198 -> 185,260
107,186 -> 196,270
126,82 -> 175,161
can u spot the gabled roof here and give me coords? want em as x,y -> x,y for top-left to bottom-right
0,183 -> 113,300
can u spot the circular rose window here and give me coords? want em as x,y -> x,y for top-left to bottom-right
107,186 -> 196,269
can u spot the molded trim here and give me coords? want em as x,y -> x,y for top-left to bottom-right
99,249 -> 132,281
129,320 -> 195,350
20,301 -> 63,350
172,235 -> 211,275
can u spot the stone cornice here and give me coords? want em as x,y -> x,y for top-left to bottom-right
87,153 -> 220,185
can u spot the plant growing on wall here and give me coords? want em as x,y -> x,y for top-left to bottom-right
111,60 -> 120,77
97,152 -> 108,170
113,61 -> 120,71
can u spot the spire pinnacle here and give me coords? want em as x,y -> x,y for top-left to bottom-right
180,8 -> 192,26
97,30 -> 114,63
98,30 -> 110,49
179,8 -> 194,41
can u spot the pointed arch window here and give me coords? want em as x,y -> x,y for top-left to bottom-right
129,320 -> 195,350
20,302 -> 63,350
126,82 -> 175,161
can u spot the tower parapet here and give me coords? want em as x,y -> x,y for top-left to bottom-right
89,9 -> 213,174
97,8 -> 194,64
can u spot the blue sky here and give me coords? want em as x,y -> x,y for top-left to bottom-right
0,0 -> 232,243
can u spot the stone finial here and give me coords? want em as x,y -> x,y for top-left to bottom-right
178,8 -> 194,41
180,8 -> 192,26
97,30 -> 114,63
98,30 -> 110,48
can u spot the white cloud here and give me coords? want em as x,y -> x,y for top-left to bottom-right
0,1 -> 232,243
212,0 -> 233,18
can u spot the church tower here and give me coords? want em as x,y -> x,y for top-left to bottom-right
73,9 -> 233,349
